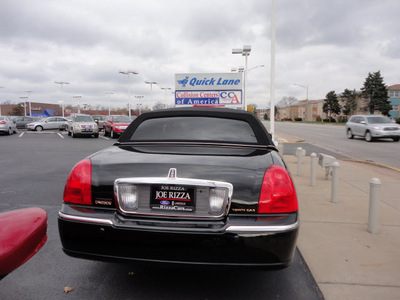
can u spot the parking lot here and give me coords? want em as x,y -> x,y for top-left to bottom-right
0,131 -> 322,300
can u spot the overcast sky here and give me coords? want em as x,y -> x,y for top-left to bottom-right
1,0 -> 399,110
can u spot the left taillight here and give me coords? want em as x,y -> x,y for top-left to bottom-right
258,165 -> 298,214
63,159 -> 92,205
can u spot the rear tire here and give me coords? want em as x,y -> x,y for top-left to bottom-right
393,137 -> 400,142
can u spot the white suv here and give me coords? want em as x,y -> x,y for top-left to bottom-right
346,115 -> 400,142
67,114 -> 99,138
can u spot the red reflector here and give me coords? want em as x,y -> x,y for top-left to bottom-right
258,165 -> 298,213
63,159 -> 92,205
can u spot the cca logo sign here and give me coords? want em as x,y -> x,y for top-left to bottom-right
220,92 -> 241,104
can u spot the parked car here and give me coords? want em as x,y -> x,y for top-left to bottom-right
346,115 -> 400,142
92,115 -> 106,131
0,116 -> 18,135
12,116 -> 39,129
58,108 -> 299,269
67,114 -> 99,138
26,117 -> 68,131
103,115 -> 132,138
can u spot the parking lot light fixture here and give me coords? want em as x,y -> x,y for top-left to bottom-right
105,91 -> 114,115
134,95 -> 144,115
145,81 -> 157,106
160,87 -> 171,104
73,95 -> 82,113
232,45 -> 252,111
55,81 -> 69,116
119,70 -> 139,117
294,83 -> 309,100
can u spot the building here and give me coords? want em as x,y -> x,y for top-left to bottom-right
388,84 -> 400,119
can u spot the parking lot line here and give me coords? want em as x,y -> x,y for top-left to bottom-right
57,133 -> 64,139
19,132 -> 25,137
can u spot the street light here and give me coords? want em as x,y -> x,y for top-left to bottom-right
73,96 -> 82,113
119,70 -> 139,117
55,81 -> 69,116
232,45 -> 251,110
25,91 -> 33,116
105,91 -> 114,115
58,101 -> 65,117
294,83 -> 309,100
20,97 -> 28,116
145,81 -> 157,106
134,95 -> 144,115
160,87 -> 171,105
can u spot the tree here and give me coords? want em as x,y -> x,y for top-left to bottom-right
323,91 -> 341,121
277,96 -> 298,108
341,89 -> 358,120
152,101 -> 167,111
10,104 -> 24,116
361,71 -> 392,116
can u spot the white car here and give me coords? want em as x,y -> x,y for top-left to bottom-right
0,116 -> 18,135
26,117 -> 68,131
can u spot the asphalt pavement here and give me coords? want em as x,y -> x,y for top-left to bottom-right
276,132 -> 400,300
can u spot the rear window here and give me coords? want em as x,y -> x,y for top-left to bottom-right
130,117 -> 258,143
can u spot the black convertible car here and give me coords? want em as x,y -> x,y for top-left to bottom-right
58,108 -> 299,269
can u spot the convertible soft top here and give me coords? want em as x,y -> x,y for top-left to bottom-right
119,107 -> 274,146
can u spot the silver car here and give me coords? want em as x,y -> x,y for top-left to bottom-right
0,116 -> 18,135
26,116 -> 68,131
67,114 -> 99,138
346,115 -> 400,142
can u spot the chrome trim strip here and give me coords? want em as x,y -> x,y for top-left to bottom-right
58,211 -> 113,225
226,221 -> 299,233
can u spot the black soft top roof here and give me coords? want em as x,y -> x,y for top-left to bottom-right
119,107 -> 274,146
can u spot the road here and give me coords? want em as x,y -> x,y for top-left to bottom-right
263,121 -> 400,169
0,131 -> 323,300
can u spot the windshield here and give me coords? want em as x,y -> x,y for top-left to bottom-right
114,116 -> 132,123
366,116 -> 392,124
130,116 -> 258,143
75,115 -> 94,122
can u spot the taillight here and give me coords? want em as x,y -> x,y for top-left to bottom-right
0,121 -> 6,124
63,159 -> 92,205
258,165 -> 298,213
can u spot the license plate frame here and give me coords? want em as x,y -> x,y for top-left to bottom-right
150,185 -> 196,212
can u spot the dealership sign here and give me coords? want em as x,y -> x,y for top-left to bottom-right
175,73 -> 242,106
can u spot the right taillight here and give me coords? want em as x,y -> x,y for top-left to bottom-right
63,159 -> 92,205
258,165 -> 298,213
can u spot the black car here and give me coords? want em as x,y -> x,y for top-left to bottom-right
58,108 -> 299,269
12,116 -> 39,129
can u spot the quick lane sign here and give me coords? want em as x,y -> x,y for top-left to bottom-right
175,73 -> 242,106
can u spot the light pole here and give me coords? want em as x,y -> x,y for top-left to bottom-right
145,81 -> 157,107
55,81 -> 69,116
0,86 -> 4,116
270,0 -> 276,141
232,45 -> 251,110
160,87 -> 171,105
73,95 -> 82,113
105,91 -> 114,115
20,97 -> 28,116
119,70 -> 138,117
58,101 -> 64,117
294,83 -> 309,100
25,91 -> 33,116
134,95 -> 144,115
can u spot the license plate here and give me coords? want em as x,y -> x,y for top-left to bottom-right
150,185 -> 195,212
